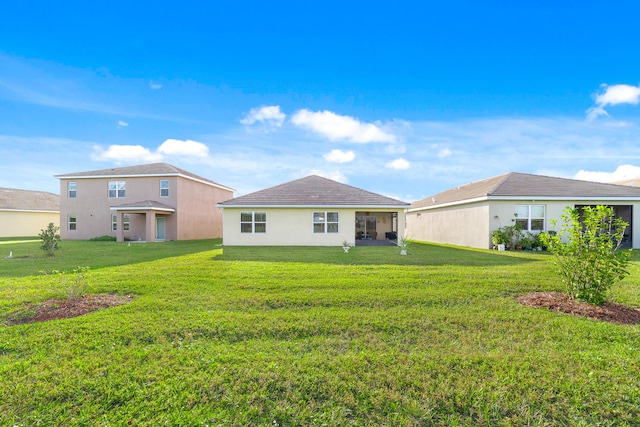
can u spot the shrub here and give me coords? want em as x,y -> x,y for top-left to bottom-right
39,223 -> 60,256
541,206 -> 631,305
89,235 -> 117,241
43,266 -> 91,300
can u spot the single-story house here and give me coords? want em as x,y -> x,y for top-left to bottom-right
0,188 -> 60,238
218,175 -> 410,246
55,163 -> 234,242
406,172 -> 640,249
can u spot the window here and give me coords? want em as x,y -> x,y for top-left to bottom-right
313,211 -> 339,233
240,212 -> 266,233
108,181 -> 126,198
112,214 -> 130,231
68,182 -> 76,198
160,180 -> 169,197
515,205 -> 545,231
68,214 -> 77,231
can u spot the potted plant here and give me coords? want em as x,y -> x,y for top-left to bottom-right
398,237 -> 409,255
491,229 -> 509,251
342,240 -> 351,253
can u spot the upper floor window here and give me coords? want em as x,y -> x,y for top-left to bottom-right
108,181 -> 126,198
160,180 -> 169,197
313,212 -> 339,233
68,214 -> 77,231
112,214 -> 130,231
241,212 -> 266,233
515,205 -> 545,231
68,182 -> 76,198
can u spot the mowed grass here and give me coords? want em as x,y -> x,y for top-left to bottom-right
1,240 -> 640,426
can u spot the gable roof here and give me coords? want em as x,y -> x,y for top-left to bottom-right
0,188 -> 59,212
411,172 -> 640,211
218,175 -> 409,208
55,162 -> 234,192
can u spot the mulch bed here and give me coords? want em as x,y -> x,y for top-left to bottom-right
6,294 -> 134,325
6,291 -> 639,326
518,292 -> 640,325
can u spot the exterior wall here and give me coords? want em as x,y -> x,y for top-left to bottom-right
58,175 -> 233,241
223,207 -> 406,246
176,176 -> 232,240
0,210 -> 59,237
406,201 -> 490,248
409,198 -> 640,250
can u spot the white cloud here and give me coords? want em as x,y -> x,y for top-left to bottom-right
240,105 -> 286,127
158,139 -> 209,157
92,144 -> 163,163
437,148 -> 452,158
385,158 -> 410,170
291,109 -> 396,143
117,120 -> 128,128
574,164 -> 640,183
149,82 -> 162,90
323,149 -> 355,163
587,84 -> 640,119
93,139 -> 209,164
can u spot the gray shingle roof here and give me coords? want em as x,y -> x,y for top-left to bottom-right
0,188 -> 59,212
411,172 -> 640,210
55,162 -> 233,191
110,200 -> 176,211
219,175 -> 409,207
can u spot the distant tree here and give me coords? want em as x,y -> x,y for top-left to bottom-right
39,223 -> 60,256
541,206 -> 631,305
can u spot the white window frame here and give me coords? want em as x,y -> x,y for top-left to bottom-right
514,205 -> 545,232
68,181 -> 76,199
240,212 -> 266,233
160,180 -> 169,197
68,214 -> 77,231
112,214 -> 130,231
108,181 -> 126,198
313,211 -> 339,233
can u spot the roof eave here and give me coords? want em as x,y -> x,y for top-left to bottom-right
218,204 -> 409,209
409,195 -> 640,213
56,172 -> 235,192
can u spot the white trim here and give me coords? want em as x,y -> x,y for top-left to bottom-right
219,204 -> 408,209
110,206 -> 175,213
0,208 -> 59,213
56,173 -> 235,192
408,195 -> 640,213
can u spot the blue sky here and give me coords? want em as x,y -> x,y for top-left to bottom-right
2,1 -> 640,201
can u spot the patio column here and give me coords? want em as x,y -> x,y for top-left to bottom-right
116,211 -> 125,243
146,211 -> 157,242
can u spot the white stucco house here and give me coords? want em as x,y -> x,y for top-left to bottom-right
218,175 -> 410,246
406,172 -> 640,249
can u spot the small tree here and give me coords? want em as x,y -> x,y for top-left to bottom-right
39,223 -> 60,256
541,206 -> 631,305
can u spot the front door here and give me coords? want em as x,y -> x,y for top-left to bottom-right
156,217 -> 166,241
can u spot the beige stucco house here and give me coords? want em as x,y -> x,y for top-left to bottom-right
55,163 -> 234,242
0,188 -> 59,238
407,172 -> 640,249
218,175 -> 410,246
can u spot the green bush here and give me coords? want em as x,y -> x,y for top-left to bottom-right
38,223 -> 60,256
541,206 -> 631,305
89,235 -> 117,241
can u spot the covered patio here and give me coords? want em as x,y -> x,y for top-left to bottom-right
110,200 -> 175,242
355,211 -> 400,246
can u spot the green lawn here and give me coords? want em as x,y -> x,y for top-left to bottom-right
1,240 -> 640,426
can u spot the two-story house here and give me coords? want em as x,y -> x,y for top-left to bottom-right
55,163 -> 234,242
